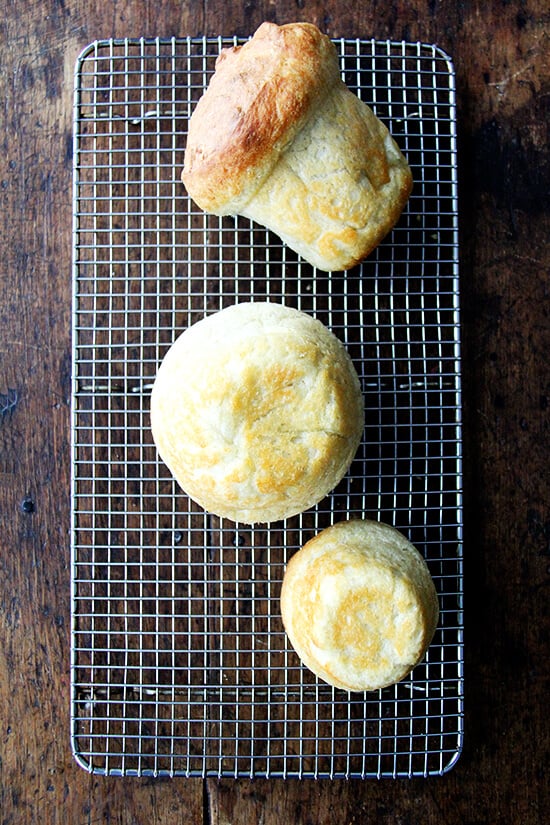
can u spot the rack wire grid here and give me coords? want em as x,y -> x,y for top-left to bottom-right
71,35 -> 463,779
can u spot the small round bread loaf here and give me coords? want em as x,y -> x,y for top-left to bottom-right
150,302 -> 364,524
280,519 -> 439,691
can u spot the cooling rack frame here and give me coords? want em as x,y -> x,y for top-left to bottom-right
71,35 -> 464,779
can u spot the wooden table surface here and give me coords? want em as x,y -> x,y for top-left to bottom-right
1,1 -> 548,822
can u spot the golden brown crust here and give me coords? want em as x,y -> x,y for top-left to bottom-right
280,519 -> 439,691
182,22 -> 340,213
150,302 -> 364,524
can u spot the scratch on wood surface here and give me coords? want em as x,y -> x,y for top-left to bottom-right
0,341 -> 65,352
0,388 -> 19,420
487,61 -> 537,91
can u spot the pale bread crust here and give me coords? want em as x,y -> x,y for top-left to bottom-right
280,519 -> 439,691
182,22 -> 413,271
150,302 -> 364,524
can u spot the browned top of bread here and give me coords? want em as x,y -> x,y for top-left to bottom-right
182,22 -> 341,213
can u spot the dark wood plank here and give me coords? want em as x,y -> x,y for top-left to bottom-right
0,0 -> 548,823
0,2 -> 208,823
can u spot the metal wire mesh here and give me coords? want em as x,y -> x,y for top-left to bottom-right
71,36 -> 463,778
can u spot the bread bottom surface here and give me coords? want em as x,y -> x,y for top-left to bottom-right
281,519 -> 439,691
242,82 -> 412,271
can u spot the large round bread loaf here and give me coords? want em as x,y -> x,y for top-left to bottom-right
150,302 -> 364,524
280,519 -> 439,691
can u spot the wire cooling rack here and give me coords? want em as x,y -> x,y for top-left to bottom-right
71,36 -> 463,779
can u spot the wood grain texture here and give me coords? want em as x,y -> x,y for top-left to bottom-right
0,1 -> 548,824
